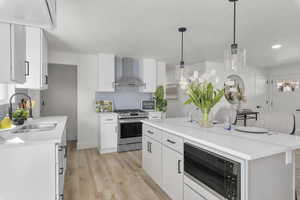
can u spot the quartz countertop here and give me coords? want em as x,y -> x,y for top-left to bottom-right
0,116 -> 67,149
142,118 -> 300,160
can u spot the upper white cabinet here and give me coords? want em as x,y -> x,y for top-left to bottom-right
97,54 -> 115,92
140,59 -> 157,93
0,0 -> 56,29
157,62 -> 166,87
0,23 -> 26,84
17,27 -> 48,90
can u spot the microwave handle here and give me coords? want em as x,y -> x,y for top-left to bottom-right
178,160 -> 182,174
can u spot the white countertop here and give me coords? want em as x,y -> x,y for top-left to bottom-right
142,118 -> 300,160
0,116 -> 68,149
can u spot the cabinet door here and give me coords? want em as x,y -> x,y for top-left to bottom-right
101,123 -> 118,150
143,136 -> 162,186
41,29 -> 48,89
141,59 -> 157,93
162,146 -> 183,200
11,24 -> 26,83
98,54 -> 115,92
156,61 -> 166,87
17,27 -> 42,89
0,23 -> 26,84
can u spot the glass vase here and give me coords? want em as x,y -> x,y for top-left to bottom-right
200,109 -> 212,128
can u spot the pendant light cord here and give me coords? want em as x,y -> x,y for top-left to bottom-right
181,31 -> 184,67
233,1 -> 237,45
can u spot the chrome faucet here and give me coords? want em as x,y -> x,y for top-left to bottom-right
188,107 -> 199,123
9,93 -> 33,120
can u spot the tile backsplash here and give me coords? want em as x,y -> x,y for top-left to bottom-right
0,104 -> 8,120
95,87 -> 153,110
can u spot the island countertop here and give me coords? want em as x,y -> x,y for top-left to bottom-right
142,118 -> 300,160
0,116 -> 68,149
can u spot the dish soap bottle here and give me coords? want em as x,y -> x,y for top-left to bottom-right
0,115 -> 12,129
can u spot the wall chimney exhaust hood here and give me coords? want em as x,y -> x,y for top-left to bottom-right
114,57 -> 145,87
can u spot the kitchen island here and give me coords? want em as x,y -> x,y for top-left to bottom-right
0,116 -> 68,200
142,118 -> 300,200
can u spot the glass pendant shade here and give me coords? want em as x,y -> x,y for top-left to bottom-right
224,45 -> 246,73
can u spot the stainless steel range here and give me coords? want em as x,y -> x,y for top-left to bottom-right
115,109 -> 148,152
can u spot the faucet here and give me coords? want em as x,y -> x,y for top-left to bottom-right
188,107 -> 199,123
9,93 -> 33,120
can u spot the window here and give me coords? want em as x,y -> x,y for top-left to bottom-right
0,84 -> 15,105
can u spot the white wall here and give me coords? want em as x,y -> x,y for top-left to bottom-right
263,63 -> 300,113
48,51 -> 98,149
166,61 -> 267,118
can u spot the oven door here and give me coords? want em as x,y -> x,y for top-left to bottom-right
184,143 -> 240,200
119,120 -> 143,139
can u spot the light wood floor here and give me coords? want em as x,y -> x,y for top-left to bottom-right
64,142 -> 171,200
65,142 -> 300,200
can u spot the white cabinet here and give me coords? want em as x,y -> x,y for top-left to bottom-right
97,54 -> 115,92
157,61 -> 166,87
0,23 -> 26,84
17,27 -> 48,90
98,113 -> 118,154
142,135 -> 162,186
140,59 -> 157,93
184,184 -> 206,200
162,146 -> 183,200
0,0 -> 56,28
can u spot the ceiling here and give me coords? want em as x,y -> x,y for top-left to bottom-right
48,0 -> 300,67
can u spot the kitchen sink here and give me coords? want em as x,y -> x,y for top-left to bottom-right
11,122 -> 58,134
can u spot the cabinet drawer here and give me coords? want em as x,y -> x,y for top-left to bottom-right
163,132 -> 183,154
163,133 -> 183,154
143,125 -> 162,142
100,114 -> 118,124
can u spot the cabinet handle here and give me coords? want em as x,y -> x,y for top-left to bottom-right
147,130 -> 154,134
167,139 -> 176,144
25,61 -> 30,76
58,146 -> 63,152
106,119 -> 113,121
178,160 -> 182,174
59,194 -> 64,200
45,75 -> 48,84
63,145 -> 67,159
59,167 -> 64,175
147,142 -> 152,153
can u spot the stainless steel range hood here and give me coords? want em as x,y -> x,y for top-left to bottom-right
114,57 -> 145,87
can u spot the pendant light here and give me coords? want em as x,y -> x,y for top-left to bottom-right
178,27 -> 188,89
224,0 -> 246,72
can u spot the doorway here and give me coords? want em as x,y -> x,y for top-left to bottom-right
41,64 -> 78,141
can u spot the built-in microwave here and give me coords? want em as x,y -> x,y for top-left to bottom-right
184,143 -> 241,200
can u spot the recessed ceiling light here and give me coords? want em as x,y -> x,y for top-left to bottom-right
272,44 -> 283,49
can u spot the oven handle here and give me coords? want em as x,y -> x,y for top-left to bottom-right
119,119 -> 145,123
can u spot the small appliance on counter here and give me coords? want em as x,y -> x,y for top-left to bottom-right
141,99 -> 155,111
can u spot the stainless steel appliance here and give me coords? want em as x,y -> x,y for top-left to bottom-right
184,143 -> 241,200
116,109 -> 148,152
141,99 -> 155,111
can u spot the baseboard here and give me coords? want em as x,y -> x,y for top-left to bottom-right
77,142 -> 97,150
98,148 -> 117,154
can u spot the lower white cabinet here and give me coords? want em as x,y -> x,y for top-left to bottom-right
142,135 -> 162,186
142,124 -> 183,200
98,113 -> 118,154
162,146 -> 183,200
